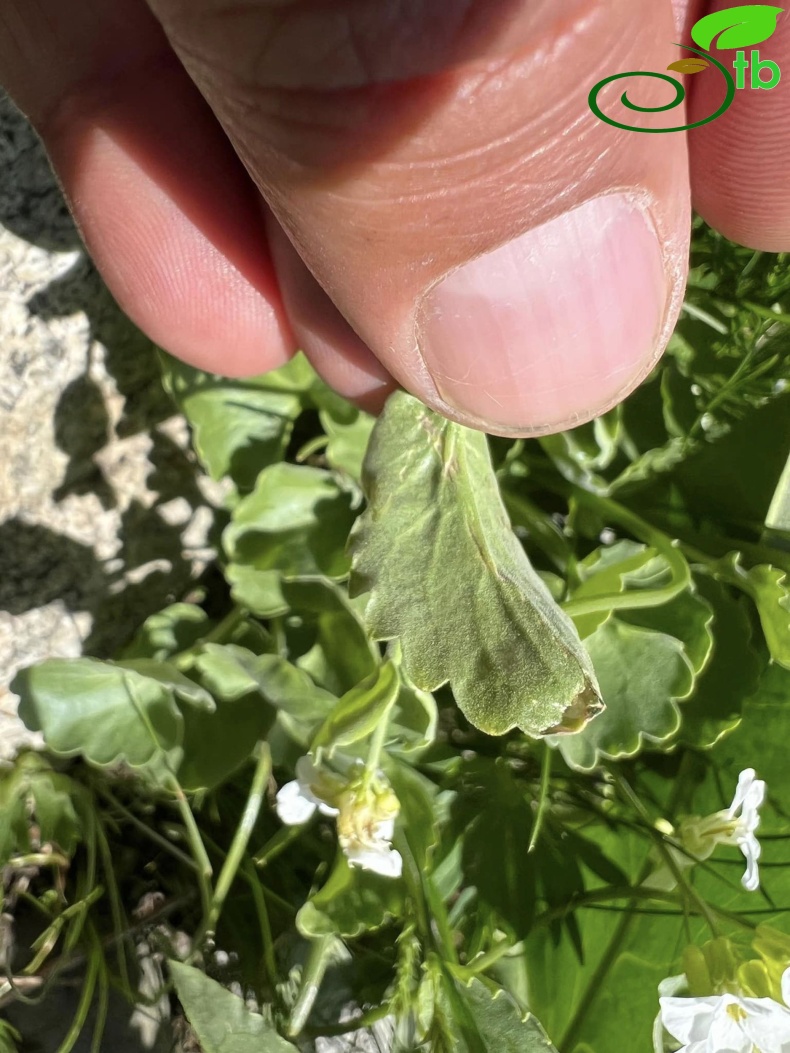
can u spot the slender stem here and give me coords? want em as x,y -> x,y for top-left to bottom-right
94,815 -> 132,999
241,857 -> 277,993
560,907 -> 635,1051
453,940 -> 519,979
365,710 -> 392,779
287,935 -> 338,1037
528,745 -> 552,854
89,930 -> 109,1053
54,942 -> 99,1053
205,744 -> 271,935
253,824 -> 304,869
167,776 -> 213,921
97,787 -> 199,873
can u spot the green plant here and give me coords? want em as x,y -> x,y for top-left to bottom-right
3,220 -> 790,1051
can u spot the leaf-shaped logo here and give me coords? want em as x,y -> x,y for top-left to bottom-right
667,58 -> 711,74
691,5 -> 784,50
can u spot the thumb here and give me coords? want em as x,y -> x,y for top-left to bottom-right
149,0 -> 689,435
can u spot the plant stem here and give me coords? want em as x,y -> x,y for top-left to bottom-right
241,857 -> 277,993
205,744 -> 271,936
527,744 -> 552,854
364,705 -> 393,782
167,776 -> 213,922
97,786 -> 200,873
287,935 -> 339,1037
53,941 -> 99,1053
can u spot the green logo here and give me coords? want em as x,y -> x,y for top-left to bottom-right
589,4 -> 783,133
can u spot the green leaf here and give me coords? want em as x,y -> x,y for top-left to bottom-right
539,412 -> 621,492
449,760 -> 537,940
13,658 -> 213,776
225,464 -> 356,617
169,961 -> 298,1053
567,541 -> 685,640
554,619 -> 696,772
712,554 -> 790,669
694,662 -> 790,822
524,891 -> 686,1053
195,645 -> 336,722
120,602 -> 211,661
312,661 -> 399,754
282,578 -> 379,696
0,754 -> 81,863
317,404 -> 375,482
738,563 -> 790,669
160,351 -> 318,493
349,393 -> 602,737
620,586 -> 714,677
296,853 -> 404,938
692,5 -> 783,50
437,976 -> 559,1053
670,577 -> 762,749
387,759 -> 441,872
388,664 -> 438,757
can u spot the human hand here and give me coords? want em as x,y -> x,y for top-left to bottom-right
1,0 -> 788,436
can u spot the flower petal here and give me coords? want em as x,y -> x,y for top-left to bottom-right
345,843 -> 403,878
739,833 -> 761,891
374,817 -> 396,842
742,996 -> 790,1047
659,996 -> 720,1043
782,966 -> 790,1009
275,780 -> 318,825
708,1000 -> 753,1053
729,768 -> 765,824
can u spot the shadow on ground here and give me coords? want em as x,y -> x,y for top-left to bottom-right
0,90 -> 222,658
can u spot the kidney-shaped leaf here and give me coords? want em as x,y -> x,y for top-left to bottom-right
348,393 -> 602,737
13,658 -> 212,775
554,620 -> 696,772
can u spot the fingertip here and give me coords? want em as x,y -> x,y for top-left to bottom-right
42,56 -> 295,377
414,193 -> 680,436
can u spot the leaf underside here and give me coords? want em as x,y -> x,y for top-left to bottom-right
348,393 -> 603,737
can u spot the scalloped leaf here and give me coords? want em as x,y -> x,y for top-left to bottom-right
13,658 -> 213,777
348,393 -> 602,738
553,620 -> 696,772
691,5 -> 783,50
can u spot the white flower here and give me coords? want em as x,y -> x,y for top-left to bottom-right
679,768 -> 766,892
275,756 -> 342,825
660,971 -> 790,1053
646,769 -> 766,894
275,756 -> 403,879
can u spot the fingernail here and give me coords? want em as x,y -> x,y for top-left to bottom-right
416,193 -> 669,434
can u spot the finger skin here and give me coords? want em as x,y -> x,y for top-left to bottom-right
145,0 -> 691,433
0,0 -> 294,377
687,1 -> 790,251
2,0 -> 692,432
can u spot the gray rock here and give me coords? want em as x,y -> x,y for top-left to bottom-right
0,90 -> 220,760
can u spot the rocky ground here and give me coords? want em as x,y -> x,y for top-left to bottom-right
0,91 -> 388,1053
0,90 -> 222,762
